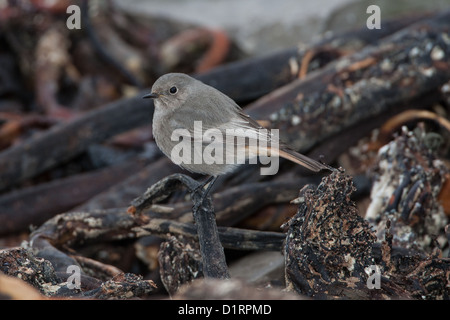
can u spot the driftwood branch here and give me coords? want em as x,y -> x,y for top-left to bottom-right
0,157 -> 148,236
0,93 -> 152,192
245,11 -> 450,154
196,13 -> 432,103
130,173 -> 230,279
133,218 -> 285,251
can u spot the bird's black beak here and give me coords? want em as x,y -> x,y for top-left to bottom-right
143,92 -> 159,99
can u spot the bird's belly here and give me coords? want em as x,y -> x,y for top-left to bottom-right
158,137 -> 240,175
153,116 -> 244,176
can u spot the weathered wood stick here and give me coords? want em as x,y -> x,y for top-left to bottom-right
73,156 -> 183,212
133,218 -> 285,251
31,206 -> 285,252
245,10 -> 450,152
196,13 -> 431,103
129,173 -> 230,279
0,94 -> 152,192
0,157 -> 147,236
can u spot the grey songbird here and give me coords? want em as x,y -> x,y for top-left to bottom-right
144,73 -> 332,203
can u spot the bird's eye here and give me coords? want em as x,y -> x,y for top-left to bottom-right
169,86 -> 178,94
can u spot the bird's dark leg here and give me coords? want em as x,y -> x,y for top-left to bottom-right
193,175 -> 215,193
129,173 -> 229,279
192,176 -> 218,213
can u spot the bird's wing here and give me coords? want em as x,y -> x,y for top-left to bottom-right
231,110 -> 334,172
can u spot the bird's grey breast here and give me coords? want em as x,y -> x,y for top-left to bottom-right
152,105 -> 180,157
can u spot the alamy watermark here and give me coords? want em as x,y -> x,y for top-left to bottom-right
66,265 -> 81,290
170,121 -> 280,175
66,5 -> 81,30
367,5 -> 381,29
63,263 -> 382,291
366,265 -> 381,289
64,4 -> 382,32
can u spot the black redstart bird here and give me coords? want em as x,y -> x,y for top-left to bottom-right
144,73 -> 333,205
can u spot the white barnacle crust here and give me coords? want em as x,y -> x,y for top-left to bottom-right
343,253 -> 355,272
430,46 -> 444,60
291,115 -> 301,126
